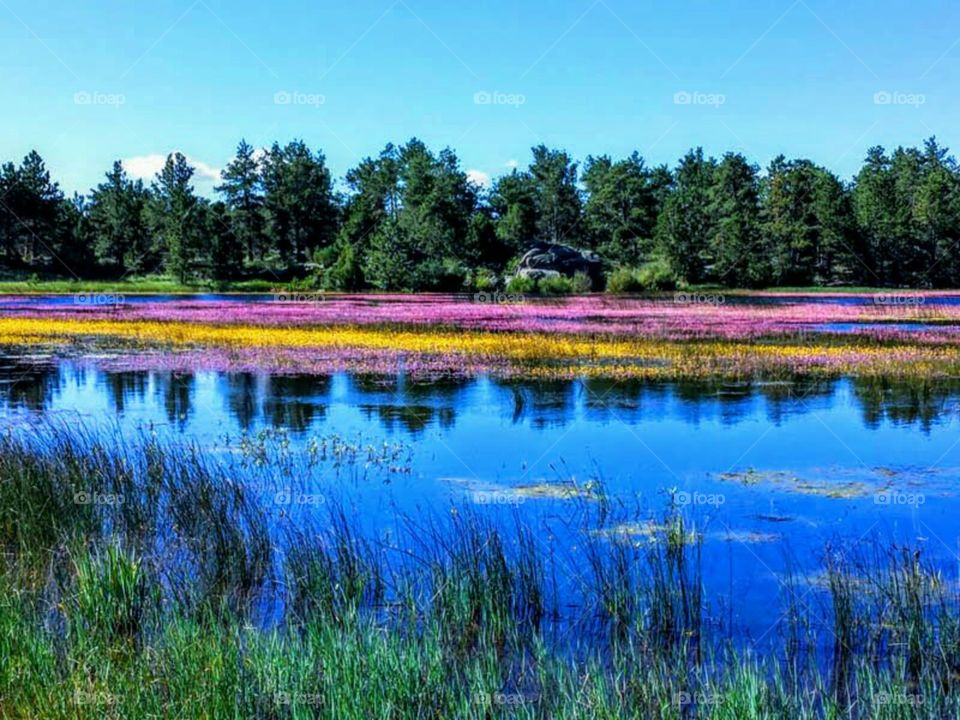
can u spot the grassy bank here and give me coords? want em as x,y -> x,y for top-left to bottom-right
0,276 -> 957,297
0,425 -> 958,718
688,286 -> 960,295
0,277 -> 277,294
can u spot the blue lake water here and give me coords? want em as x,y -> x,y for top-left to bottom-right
1,357 -> 958,644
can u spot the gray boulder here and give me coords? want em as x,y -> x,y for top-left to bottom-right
516,268 -> 561,281
514,242 -> 602,285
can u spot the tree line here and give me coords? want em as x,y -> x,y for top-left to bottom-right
1,136 -> 958,290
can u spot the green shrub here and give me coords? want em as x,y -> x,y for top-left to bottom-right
287,275 -> 319,292
505,274 -> 537,294
571,271 -> 594,294
538,275 -> 575,296
468,267 -> 498,292
638,258 -> 677,290
504,273 -> 585,295
605,267 -> 644,294
327,245 -> 366,291
606,260 -> 677,293
413,259 -> 469,292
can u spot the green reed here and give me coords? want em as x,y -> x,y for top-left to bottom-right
0,424 -> 959,718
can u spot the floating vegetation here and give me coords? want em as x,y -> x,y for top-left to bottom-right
231,427 -> 413,479
590,520 -> 702,546
511,480 -> 600,500
444,476 -> 602,502
715,529 -> 782,544
719,468 -> 881,499
590,520 -> 667,539
752,513 -> 795,523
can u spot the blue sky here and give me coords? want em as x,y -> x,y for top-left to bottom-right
1,0 -> 958,195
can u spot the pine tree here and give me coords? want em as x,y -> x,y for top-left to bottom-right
0,151 -> 67,269
149,153 -> 201,284
853,146 -> 897,285
913,138 -> 960,287
89,161 -> 152,274
582,152 -> 664,265
261,140 -> 338,267
217,139 -> 264,265
489,171 -> 537,259
528,145 -> 582,245
655,149 -> 716,284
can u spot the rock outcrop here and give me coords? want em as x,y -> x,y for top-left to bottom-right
514,242 -> 602,285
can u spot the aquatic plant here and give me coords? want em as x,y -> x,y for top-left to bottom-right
1,425 -> 958,717
5,307 -> 960,382
5,293 -> 960,341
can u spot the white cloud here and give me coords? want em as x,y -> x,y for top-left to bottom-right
190,158 -> 222,182
121,154 -> 166,180
122,152 -> 221,183
466,169 -> 491,188
505,159 -> 519,169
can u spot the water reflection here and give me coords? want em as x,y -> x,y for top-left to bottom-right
360,405 -> 455,434
157,372 -> 194,428
2,359 -> 960,435
493,379 -> 577,429
264,375 -> 330,433
852,377 -> 960,432
105,371 -> 149,415
223,373 -> 259,432
0,358 -> 60,411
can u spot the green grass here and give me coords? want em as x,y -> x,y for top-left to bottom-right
0,272 -> 951,296
682,284 -> 958,294
0,425 -> 958,718
0,275 -> 278,294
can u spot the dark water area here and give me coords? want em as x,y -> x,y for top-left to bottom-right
1,357 -> 958,647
